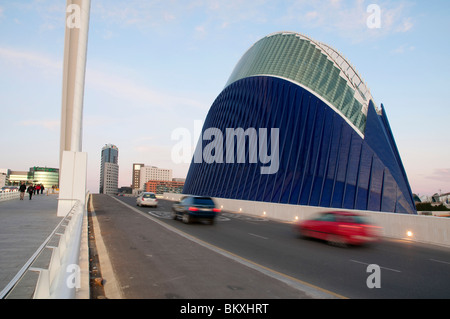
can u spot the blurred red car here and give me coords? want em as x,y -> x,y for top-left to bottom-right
296,211 -> 380,246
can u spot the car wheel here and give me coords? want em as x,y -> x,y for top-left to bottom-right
171,212 -> 178,220
182,213 -> 191,224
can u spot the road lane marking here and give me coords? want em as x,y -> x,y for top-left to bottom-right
110,195 -> 347,299
350,260 -> 401,273
148,210 -> 231,221
221,212 -> 268,222
430,259 -> 450,265
248,233 -> 269,240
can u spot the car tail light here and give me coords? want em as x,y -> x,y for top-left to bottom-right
189,207 -> 199,212
213,208 -> 221,212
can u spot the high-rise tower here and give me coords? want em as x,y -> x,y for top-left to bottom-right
99,144 -> 119,194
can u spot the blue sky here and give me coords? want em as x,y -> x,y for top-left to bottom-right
0,0 -> 449,196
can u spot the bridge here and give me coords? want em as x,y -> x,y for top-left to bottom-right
2,0 -> 450,306
1,192 -> 450,300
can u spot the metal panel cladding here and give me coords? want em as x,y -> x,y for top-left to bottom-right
183,33 -> 416,215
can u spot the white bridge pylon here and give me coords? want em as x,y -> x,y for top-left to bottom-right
58,0 -> 91,217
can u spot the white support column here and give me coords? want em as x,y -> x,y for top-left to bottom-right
58,0 -> 91,216
57,151 -> 87,217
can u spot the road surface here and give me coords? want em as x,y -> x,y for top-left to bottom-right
92,194 -> 450,299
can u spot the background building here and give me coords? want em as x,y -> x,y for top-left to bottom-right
145,180 -> 184,194
0,169 -> 10,188
99,144 -> 119,194
29,167 -> 59,189
132,163 -> 145,190
183,31 -> 416,215
0,174 -> 6,188
138,166 -> 172,190
7,171 -> 29,186
5,167 -> 59,189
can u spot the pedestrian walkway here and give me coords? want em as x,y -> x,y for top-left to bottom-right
0,194 -> 62,298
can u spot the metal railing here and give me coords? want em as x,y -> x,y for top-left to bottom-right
0,195 -> 89,299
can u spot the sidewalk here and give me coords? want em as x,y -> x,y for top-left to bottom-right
0,194 -> 62,298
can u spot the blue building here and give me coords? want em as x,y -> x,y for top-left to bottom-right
183,32 -> 416,214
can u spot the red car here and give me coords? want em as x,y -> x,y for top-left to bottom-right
296,211 -> 380,246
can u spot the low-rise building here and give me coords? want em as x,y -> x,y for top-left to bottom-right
144,180 -> 184,194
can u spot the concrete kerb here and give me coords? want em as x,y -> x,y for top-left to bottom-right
88,195 -> 123,299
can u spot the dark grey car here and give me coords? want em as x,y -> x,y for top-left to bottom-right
172,196 -> 220,224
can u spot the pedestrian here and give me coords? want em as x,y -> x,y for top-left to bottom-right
40,184 -> 44,194
19,182 -> 26,200
35,184 -> 41,195
27,185 -> 34,200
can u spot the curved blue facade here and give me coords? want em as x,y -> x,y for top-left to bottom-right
183,76 -> 416,214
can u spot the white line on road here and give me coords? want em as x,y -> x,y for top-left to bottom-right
430,259 -> 450,265
350,260 -> 402,273
248,233 -> 269,240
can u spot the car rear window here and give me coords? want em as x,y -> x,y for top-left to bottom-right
143,194 -> 156,198
339,215 -> 370,224
351,215 -> 370,224
193,197 -> 215,205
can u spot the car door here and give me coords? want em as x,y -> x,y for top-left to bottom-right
312,213 -> 336,240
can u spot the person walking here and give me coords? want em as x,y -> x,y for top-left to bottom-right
40,184 -> 44,194
35,184 -> 41,195
19,182 -> 26,200
27,185 -> 34,200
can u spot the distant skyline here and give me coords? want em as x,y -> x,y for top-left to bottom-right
1,0 -> 449,196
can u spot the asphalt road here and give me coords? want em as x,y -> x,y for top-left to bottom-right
92,194 -> 450,299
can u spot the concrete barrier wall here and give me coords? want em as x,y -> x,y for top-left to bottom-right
0,191 -> 20,202
164,193 -> 450,248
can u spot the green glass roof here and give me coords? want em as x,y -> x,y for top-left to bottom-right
226,32 -> 377,135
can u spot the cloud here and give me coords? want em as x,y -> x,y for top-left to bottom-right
0,47 -> 61,71
0,45 -> 206,114
7,1 -> 66,31
397,17 -> 414,32
19,119 -> 60,130
428,168 -> 450,183
85,67 -> 206,112
92,0 -> 180,29
92,0 -> 271,34
195,25 -> 207,37
82,0 -> 417,43
282,0 -> 415,42
391,44 -> 415,54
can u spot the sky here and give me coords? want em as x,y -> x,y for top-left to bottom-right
0,0 -> 449,196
